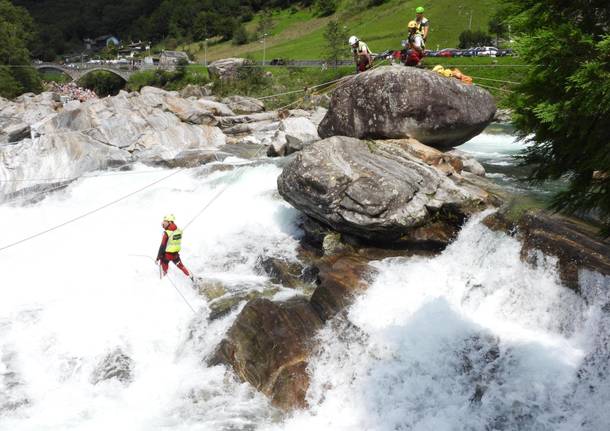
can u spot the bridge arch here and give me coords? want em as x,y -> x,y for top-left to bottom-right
35,64 -> 77,81
77,67 -> 131,82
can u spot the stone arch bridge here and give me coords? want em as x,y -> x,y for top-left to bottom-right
34,63 -> 145,81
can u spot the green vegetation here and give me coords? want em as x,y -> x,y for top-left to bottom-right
187,0 -> 501,63
213,65 -> 353,110
458,30 -> 492,49
0,0 -> 42,98
421,56 -> 526,104
78,70 -> 125,96
323,20 -> 349,68
126,63 -> 209,92
500,0 -> 610,233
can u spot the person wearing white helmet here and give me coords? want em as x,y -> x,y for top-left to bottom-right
349,35 -> 372,73
156,214 -> 194,281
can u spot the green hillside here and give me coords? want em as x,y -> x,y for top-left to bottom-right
178,0 -> 500,62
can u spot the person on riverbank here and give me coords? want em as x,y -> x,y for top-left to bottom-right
156,214 -> 194,281
405,21 -> 425,67
349,35 -> 372,73
415,6 -> 430,42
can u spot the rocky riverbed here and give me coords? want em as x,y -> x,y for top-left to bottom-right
1,63 -> 609,427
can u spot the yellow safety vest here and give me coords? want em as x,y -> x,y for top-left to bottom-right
165,229 -> 183,253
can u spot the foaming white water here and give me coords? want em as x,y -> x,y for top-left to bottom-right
0,162 -> 300,430
457,132 -> 528,160
273,214 -> 610,431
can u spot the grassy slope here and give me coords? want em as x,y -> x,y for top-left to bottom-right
179,0 -> 500,62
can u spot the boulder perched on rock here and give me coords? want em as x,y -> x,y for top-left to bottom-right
208,58 -> 250,80
278,136 -> 491,245
318,66 -> 496,149
209,297 -> 323,410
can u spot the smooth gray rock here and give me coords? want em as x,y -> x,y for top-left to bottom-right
222,95 -> 265,114
318,66 -> 496,149
5,123 -> 30,143
277,136 -> 489,243
208,58 -> 250,80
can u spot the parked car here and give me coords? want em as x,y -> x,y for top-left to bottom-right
437,48 -> 459,58
476,46 -> 499,56
269,58 -> 286,65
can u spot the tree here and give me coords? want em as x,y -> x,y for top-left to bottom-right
323,19 -> 348,68
256,9 -> 274,39
232,24 -> 249,45
315,0 -> 337,17
488,16 -> 507,47
503,0 -> 610,233
0,0 -> 41,98
458,29 -> 493,48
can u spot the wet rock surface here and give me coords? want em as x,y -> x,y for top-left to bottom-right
90,348 -> 134,385
318,66 -> 496,149
209,297 -> 323,410
483,209 -> 610,292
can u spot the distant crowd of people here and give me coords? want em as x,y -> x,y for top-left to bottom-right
48,82 -> 98,102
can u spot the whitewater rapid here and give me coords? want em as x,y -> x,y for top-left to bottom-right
1,132 -> 609,430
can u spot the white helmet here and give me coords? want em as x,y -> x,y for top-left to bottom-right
348,35 -> 359,46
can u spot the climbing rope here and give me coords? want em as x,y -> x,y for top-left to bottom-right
0,169 -> 183,253
474,83 -> 515,93
129,254 -> 197,314
469,76 -> 521,85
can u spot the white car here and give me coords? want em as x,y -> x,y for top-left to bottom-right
477,46 -> 499,56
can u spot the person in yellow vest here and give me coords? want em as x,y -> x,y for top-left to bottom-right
156,214 -> 194,280
349,35 -> 372,73
415,6 -> 429,42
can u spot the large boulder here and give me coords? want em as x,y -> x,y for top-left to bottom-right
209,297 -> 323,410
277,136 -> 491,245
208,58 -> 250,80
318,66 -> 496,149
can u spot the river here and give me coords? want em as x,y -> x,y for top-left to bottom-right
0,131 -> 608,430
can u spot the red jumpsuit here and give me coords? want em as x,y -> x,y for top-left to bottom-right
156,222 -> 191,277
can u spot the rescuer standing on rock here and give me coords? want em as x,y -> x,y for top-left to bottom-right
405,21 -> 425,67
156,214 -> 194,281
349,35 -> 372,73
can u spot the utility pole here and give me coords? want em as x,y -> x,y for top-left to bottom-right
469,10 -> 473,30
262,33 -> 268,66
204,38 -> 208,67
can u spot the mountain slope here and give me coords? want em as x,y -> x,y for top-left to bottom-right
184,0 -> 500,62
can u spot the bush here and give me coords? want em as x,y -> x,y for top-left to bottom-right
315,0 -> 337,17
458,29 -> 493,48
78,71 -> 125,96
232,24 -> 249,45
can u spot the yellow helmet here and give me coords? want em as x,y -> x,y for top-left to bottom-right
408,20 -> 418,29
163,214 -> 176,222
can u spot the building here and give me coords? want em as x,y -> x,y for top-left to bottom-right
84,35 -> 121,51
